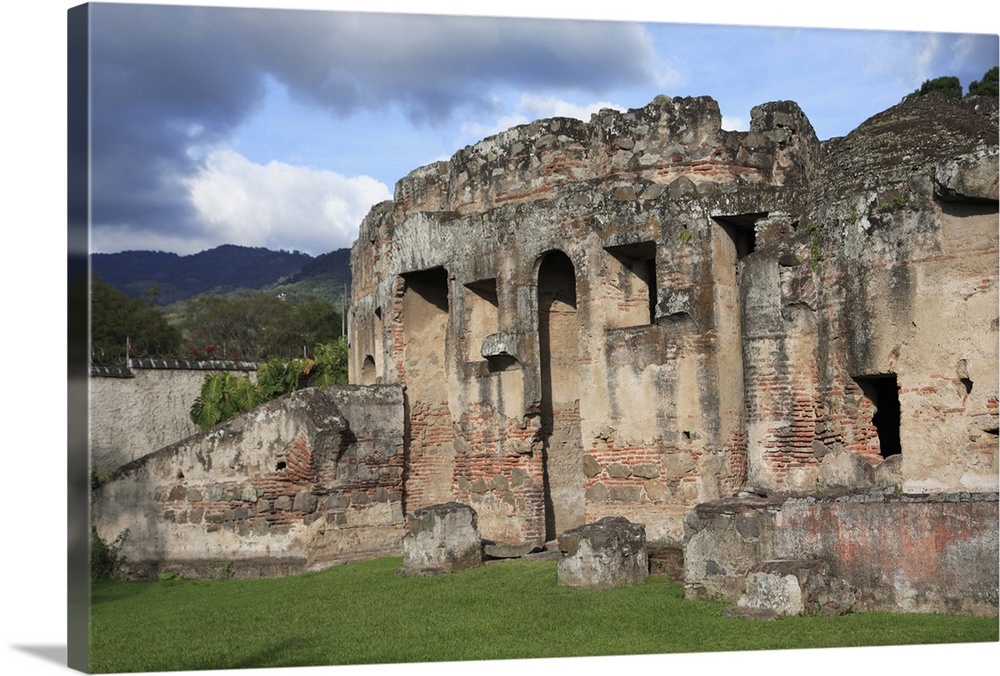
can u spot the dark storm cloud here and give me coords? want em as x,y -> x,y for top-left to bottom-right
88,3 -> 657,242
239,10 -> 655,123
90,3 -> 269,235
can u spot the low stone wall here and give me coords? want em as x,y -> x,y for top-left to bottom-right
91,385 -> 406,578
90,359 -> 257,475
684,490 -> 999,616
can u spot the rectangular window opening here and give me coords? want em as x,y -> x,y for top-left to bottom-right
712,213 -> 766,261
603,241 -> 657,329
401,267 -> 449,313
400,266 -> 450,400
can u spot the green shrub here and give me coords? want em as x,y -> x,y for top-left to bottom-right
190,337 -> 349,430
966,66 -> 998,98
91,527 -> 129,580
906,75 -> 962,100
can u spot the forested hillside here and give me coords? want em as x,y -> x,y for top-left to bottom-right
91,245 -> 352,305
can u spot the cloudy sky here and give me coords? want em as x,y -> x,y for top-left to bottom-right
83,1 -> 998,257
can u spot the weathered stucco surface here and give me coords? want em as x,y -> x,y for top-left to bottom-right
684,491 -> 999,616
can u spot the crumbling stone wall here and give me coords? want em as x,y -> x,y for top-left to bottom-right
92,385 -> 406,578
92,92 -> 996,598
90,359 -> 257,475
557,516 -> 649,589
743,94 -> 999,494
350,95 -> 826,550
684,491 -> 999,616
350,92 -> 997,556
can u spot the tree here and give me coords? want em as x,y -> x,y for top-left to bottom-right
905,69 -> 999,101
90,278 -> 182,364
308,337 -> 349,387
907,75 -> 963,100
967,66 -> 999,98
179,293 -> 343,361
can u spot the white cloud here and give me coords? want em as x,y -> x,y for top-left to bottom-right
913,34 -> 941,83
721,114 -> 748,132
650,54 -> 686,91
458,93 -> 627,143
951,34 -> 977,64
517,94 -> 625,121
184,149 -> 392,254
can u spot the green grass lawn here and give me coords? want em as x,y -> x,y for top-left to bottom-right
89,557 -> 998,673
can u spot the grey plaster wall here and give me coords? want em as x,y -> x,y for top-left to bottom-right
90,361 -> 256,475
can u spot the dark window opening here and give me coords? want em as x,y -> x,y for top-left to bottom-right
401,267 -> 450,313
486,354 -> 517,373
960,377 -> 973,396
276,461 -> 287,471
778,253 -> 802,267
466,278 -> 498,299
712,213 -> 766,260
855,374 -> 901,458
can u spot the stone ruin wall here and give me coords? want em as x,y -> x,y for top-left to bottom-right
743,94 -> 1000,495
349,93 -> 999,552
92,386 -> 407,578
352,97 -> 767,546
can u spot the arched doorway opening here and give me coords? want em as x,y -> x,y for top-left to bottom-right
360,355 -> 377,385
537,250 -> 584,541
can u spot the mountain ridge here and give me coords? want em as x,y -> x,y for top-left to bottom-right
91,244 -> 352,305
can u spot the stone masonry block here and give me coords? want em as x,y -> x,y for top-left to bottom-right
733,571 -> 805,618
399,502 -> 482,576
557,516 -> 648,590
